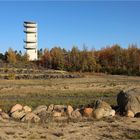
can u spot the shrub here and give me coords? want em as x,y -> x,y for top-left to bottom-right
7,73 -> 15,80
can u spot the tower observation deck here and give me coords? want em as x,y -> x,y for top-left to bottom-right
24,21 -> 38,61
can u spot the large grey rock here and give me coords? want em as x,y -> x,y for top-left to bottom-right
117,88 -> 140,115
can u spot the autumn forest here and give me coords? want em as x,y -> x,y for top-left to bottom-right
1,44 -> 140,76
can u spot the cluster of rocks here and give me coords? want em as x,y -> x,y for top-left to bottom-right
0,88 -> 140,123
0,100 -> 116,123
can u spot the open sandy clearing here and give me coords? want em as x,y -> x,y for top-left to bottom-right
0,116 -> 140,140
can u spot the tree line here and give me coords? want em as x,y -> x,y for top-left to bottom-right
1,44 -> 140,76
0,48 -> 30,68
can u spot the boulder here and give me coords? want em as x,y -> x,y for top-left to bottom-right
95,100 -> 112,111
11,110 -> 26,120
33,105 -> 47,115
21,112 -> 40,123
126,110 -> 135,117
23,106 -> 32,113
117,88 -> 140,115
67,105 -> 74,116
93,108 -> 115,119
10,104 -> 23,114
71,109 -> 82,118
83,108 -> 93,117
93,108 -> 105,119
93,100 -> 114,119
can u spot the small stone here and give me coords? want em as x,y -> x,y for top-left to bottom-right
23,106 -> 32,113
71,109 -> 82,118
83,108 -> 93,117
126,110 -> 134,117
109,109 -> 115,117
10,104 -> 23,114
67,105 -> 73,116
1,112 -> 10,119
47,104 -> 54,112
53,105 -> 67,112
52,111 -> 62,117
0,116 -> 8,122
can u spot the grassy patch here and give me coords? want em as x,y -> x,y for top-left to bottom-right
0,90 -> 117,112
0,74 -> 140,112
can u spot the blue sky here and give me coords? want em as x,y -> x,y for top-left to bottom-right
0,1 -> 140,53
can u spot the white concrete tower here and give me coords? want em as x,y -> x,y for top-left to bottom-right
24,21 -> 38,61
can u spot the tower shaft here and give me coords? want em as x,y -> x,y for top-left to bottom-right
24,21 -> 38,61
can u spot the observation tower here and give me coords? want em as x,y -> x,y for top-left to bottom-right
24,21 -> 38,60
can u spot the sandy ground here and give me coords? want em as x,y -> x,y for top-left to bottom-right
0,116 -> 140,140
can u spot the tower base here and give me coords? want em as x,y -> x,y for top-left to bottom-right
26,49 -> 38,61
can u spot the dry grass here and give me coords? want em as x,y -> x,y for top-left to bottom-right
0,74 -> 140,111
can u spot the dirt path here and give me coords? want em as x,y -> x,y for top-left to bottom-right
0,116 -> 140,140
